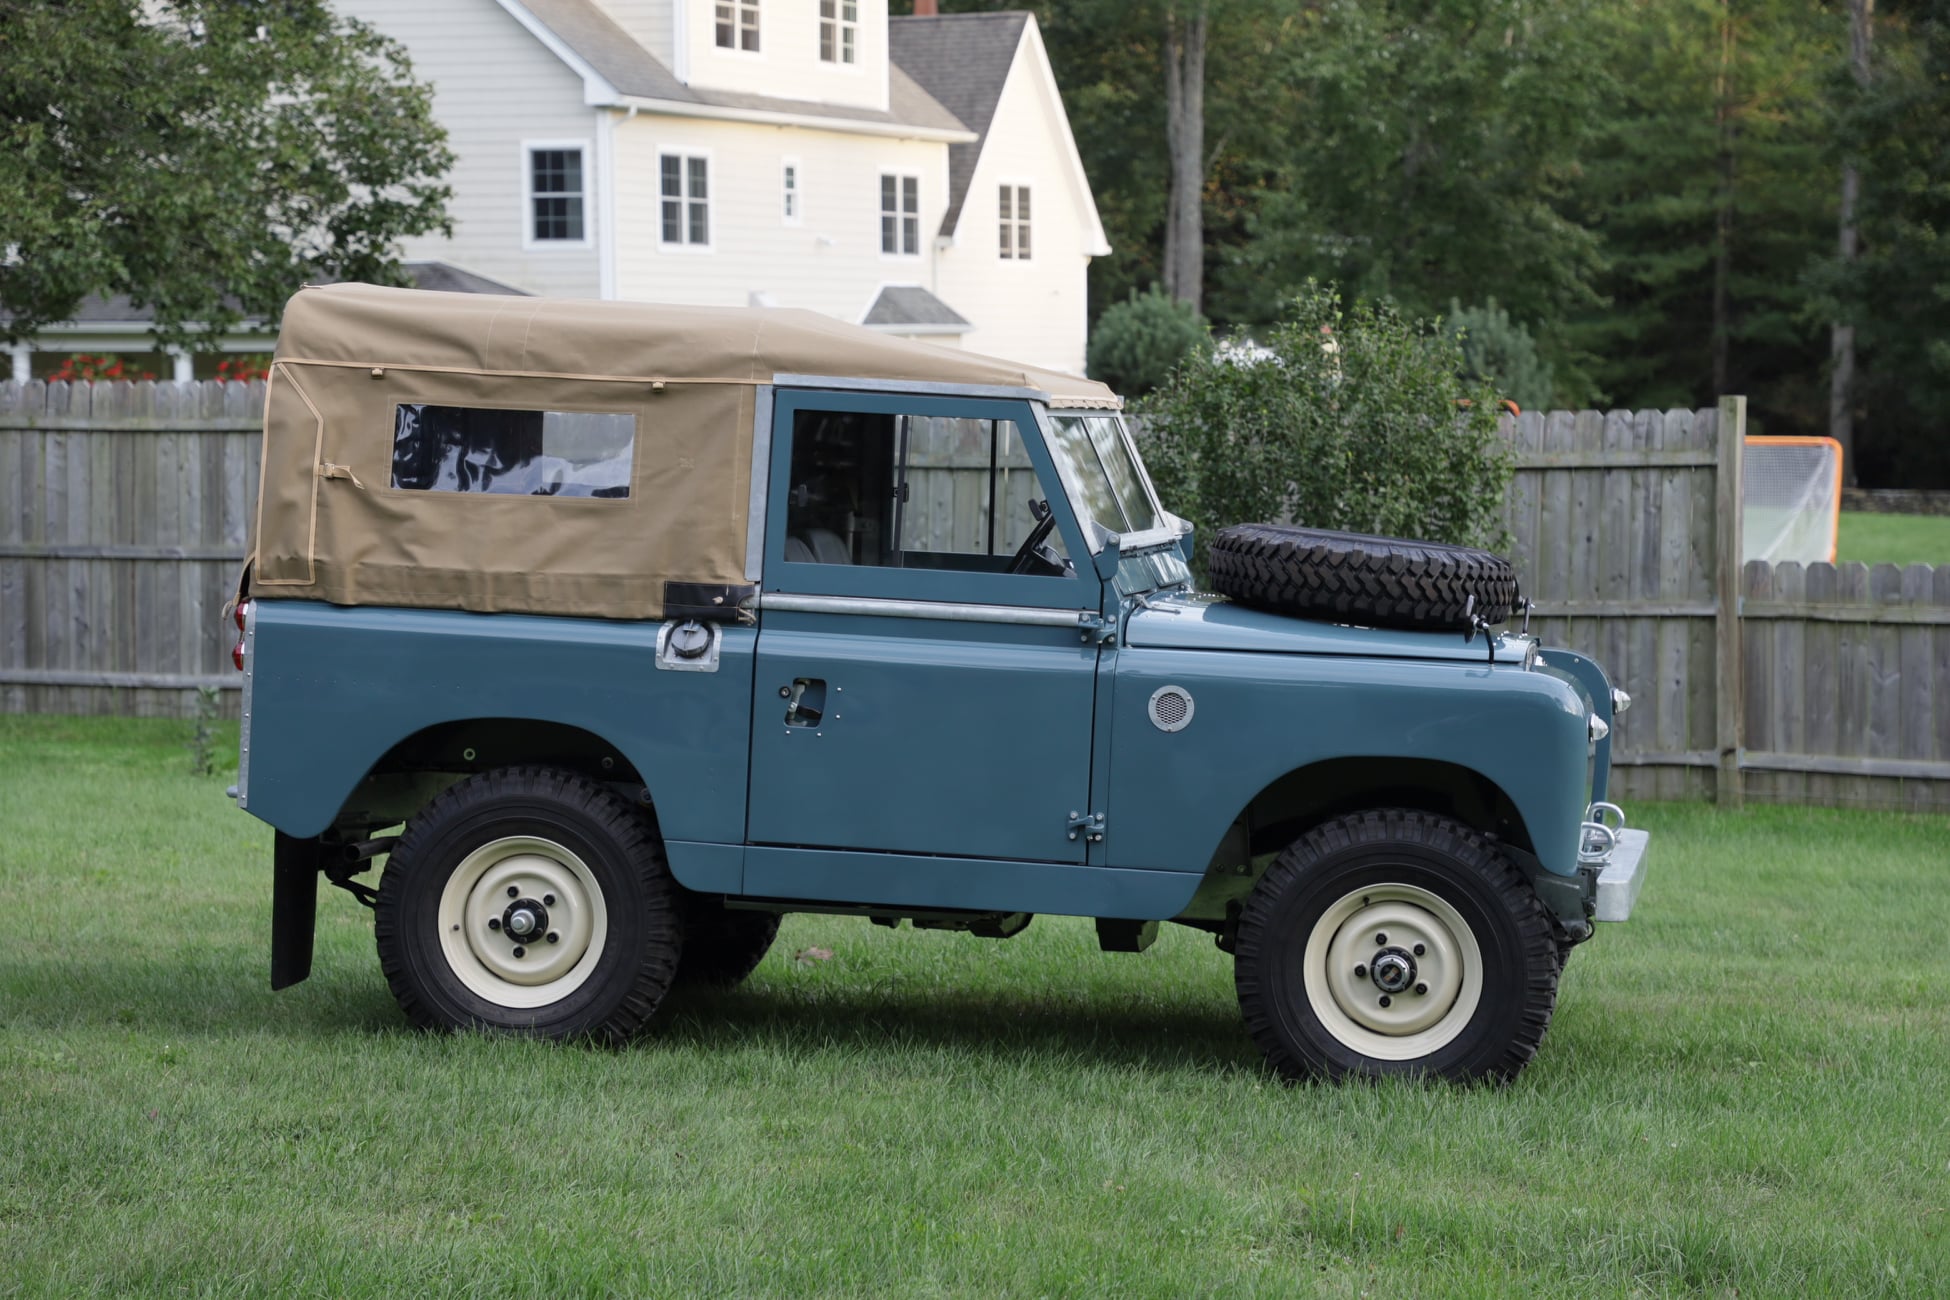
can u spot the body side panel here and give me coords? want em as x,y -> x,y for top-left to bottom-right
243,601 -> 755,892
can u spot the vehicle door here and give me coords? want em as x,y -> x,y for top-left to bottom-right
747,391 -> 1102,864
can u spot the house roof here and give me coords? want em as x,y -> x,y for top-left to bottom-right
401,262 -> 534,296
12,263 -> 528,333
506,0 -> 971,139
862,286 -> 971,333
889,12 -> 1030,236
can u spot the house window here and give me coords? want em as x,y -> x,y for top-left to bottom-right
661,154 -> 710,246
819,0 -> 857,64
880,174 -> 919,256
783,162 -> 799,221
528,147 -> 585,243
715,0 -> 759,52
999,185 -> 1031,260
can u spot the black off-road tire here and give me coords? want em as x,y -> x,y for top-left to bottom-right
1209,524 -> 1518,631
1234,810 -> 1559,1084
675,898 -> 780,988
375,767 -> 683,1043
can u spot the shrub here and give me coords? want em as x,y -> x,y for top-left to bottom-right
1446,297 -> 1555,412
1135,282 -> 1511,572
1087,286 -> 1211,398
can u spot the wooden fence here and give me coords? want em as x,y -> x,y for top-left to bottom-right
0,380 -> 262,718
1502,397 -> 1949,812
2,380 -> 1946,812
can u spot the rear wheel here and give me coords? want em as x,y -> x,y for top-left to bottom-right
376,767 -> 682,1041
1234,809 -> 1558,1083
675,899 -> 780,988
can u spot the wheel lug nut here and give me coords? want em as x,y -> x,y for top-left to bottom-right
1378,995 -> 1392,1008
507,886 -> 520,898
512,946 -> 526,958
543,894 -> 555,906
1413,943 -> 1425,956
487,918 -> 500,931
546,932 -> 559,944
1415,982 -> 1428,995
1353,964 -> 1367,979
1375,933 -> 1388,946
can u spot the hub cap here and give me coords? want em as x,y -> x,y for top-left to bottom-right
1302,882 -> 1482,1061
436,836 -> 607,1009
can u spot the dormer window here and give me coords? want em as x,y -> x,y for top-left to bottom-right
716,0 -> 759,52
819,0 -> 857,64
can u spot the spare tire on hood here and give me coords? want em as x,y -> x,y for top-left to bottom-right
1208,523 -> 1518,632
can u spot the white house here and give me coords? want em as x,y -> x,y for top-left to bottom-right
7,0 -> 1108,383
330,0 -> 1110,373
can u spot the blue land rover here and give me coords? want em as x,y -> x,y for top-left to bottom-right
232,283 -> 1647,1082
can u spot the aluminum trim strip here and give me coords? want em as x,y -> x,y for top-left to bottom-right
745,384 -> 773,583
758,591 -> 1092,629
773,373 -> 1050,404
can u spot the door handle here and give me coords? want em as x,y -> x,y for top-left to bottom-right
781,677 -> 826,727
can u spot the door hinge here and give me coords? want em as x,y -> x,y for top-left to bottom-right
1066,810 -> 1106,843
1076,612 -> 1117,645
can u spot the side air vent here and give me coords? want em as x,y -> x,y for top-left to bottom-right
1148,685 -> 1195,733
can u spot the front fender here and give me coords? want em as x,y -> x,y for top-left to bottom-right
1108,647 -> 1593,878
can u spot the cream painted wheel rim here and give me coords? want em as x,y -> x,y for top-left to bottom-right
1302,883 -> 1482,1061
436,836 -> 608,1009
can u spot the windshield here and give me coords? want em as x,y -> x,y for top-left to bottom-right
1045,413 -> 1163,541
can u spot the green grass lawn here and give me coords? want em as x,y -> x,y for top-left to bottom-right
1836,510 -> 1950,567
3,715 -> 1947,1297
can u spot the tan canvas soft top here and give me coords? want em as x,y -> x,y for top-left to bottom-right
249,283 -> 1119,621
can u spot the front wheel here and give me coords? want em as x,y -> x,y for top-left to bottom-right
1234,810 -> 1558,1083
375,767 -> 683,1042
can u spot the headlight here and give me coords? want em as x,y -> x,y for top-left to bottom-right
1589,714 -> 1611,743
1612,687 -> 1632,715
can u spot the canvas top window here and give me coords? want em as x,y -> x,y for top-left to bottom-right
390,404 -> 635,499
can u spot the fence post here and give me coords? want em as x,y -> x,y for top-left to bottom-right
1715,395 -> 1747,807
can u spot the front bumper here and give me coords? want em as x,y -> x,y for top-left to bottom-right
1578,802 -> 1650,922
1594,829 -> 1651,922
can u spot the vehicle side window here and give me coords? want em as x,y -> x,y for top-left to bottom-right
390,403 -> 635,498
781,409 -> 1066,572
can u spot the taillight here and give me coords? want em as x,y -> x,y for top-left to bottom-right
232,599 -> 251,671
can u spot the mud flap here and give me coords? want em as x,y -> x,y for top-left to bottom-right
271,832 -> 323,990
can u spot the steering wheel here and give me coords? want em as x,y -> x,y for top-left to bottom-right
1005,500 -> 1061,575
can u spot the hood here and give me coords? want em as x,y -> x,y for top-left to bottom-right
1123,592 -> 1533,665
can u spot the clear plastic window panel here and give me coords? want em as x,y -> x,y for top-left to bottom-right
391,405 -> 635,499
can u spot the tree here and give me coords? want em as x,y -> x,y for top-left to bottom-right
1137,283 -> 1510,572
0,0 -> 453,349
1222,0 -> 1612,373
1823,0 -> 1950,485
1162,4 -> 1209,312
1447,299 -> 1556,412
1087,285 -> 1212,396
1561,0 -> 1837,429
1829,0 -> 1874,476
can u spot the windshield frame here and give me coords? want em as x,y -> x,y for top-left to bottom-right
1035,408 -> 1182,554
